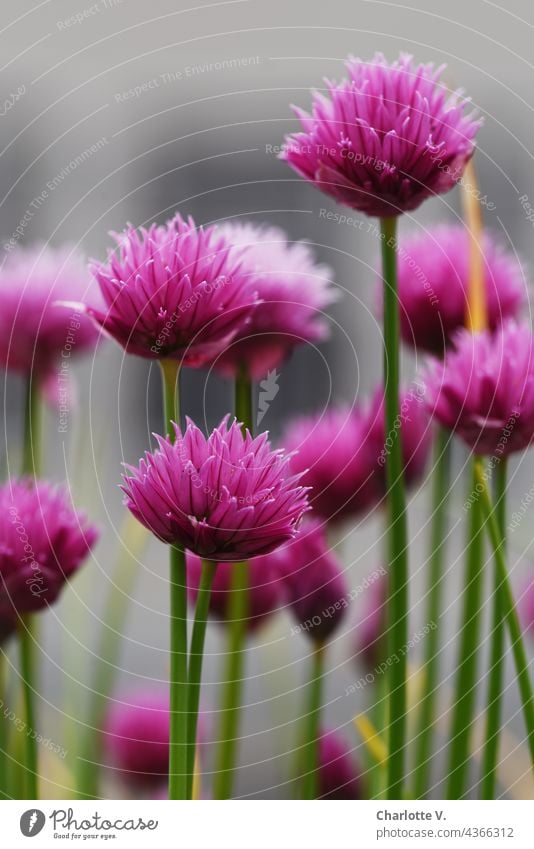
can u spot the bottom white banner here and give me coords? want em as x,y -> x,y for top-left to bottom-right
0,800 -> 532,847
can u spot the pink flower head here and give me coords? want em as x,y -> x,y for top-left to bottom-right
0,244 -> 100,380
317,729 -> 363,799
87,214 -> 258,365
353,571 -> 388,669
276,521 -> 348,643
282,53 -> 481,217
366,383 -> 432,490
392,225 -> 525,354
211,221 -> 338,379
103,691 -> 170,786
122,416 -> 310,561
281,407 -> 384,524
0,479 -> 98,638
187,551 -> 282,631
281,384 -> 430,524
423,321 -> 534,456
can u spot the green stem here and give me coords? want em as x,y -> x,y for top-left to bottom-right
213,561 -> 248,799
301,642 -> 325,799
159,358 -> 181,434
186,559 -> 217,798
0,651 -> 7,799
17,376 -> 43,799
212,365 -> 253,799
158,359 -> 188,800
235,362 -> 253,432
22,374 -> 42,478
475,462 -> 534,772
413,427 -> 451,799
480,460 -> 507,798
380,216 -> 408,799
447,458 -> 485,799
169,543 -> 188,800
19,618 -> 38,798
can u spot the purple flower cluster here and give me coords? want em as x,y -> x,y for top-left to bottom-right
122,417 -> 309,560
282,53 -> 481,217
0,480 -> 98,641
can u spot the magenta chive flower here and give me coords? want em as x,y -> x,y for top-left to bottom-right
276,521 -> 348,643
366,384 -> 431,490
281,385 -> 430,524
86,214 -> 258,365
104,691 -> 170,786
353,571 -> 388,669
282,53 -> 481,217
0,244 -> 100,381
0,479 -> 98,639
423,321 -> 534,457
122,416 -> 310,561
281,407 -> 384,524
317,729 -> 363,799
391,225 -> 525,354
211,222 -> 338,379
187,551 -> 282,632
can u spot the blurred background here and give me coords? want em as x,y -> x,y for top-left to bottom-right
1,0 -> 534,798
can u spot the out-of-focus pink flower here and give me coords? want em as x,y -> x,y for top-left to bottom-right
282,53 -> 481,217
391,225 -> 525,354
366,384 -> 431,489
122,416 -> 310,561
276,521 -> 348,643
103,691 -> 170,786
85,214 -> 258,365
0,479 -> 98,639
317,729 -> 363,799
281,407 -> 383,524
353,571 -> 388,669
187,551 -> 282,632
281,384 -> 430,524
210,221 -> 338,379
0,244 -> 100,381
423,321 -> 534,456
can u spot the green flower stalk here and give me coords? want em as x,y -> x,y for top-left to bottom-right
214,365 -> 253,800
480,460 -> 507,797
413,427 -> 451,799
380,217 -> 409,799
